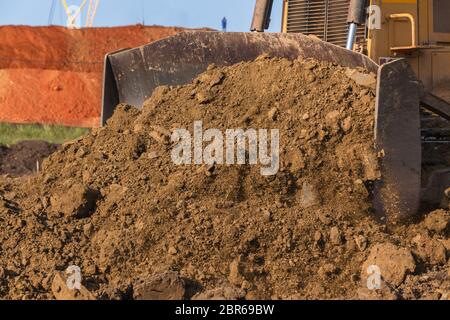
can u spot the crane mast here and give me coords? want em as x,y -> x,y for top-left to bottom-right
59,0 -> 100,28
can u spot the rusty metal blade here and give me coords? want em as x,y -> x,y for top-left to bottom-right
101,31 -> 378,124
373,59 -> 422,222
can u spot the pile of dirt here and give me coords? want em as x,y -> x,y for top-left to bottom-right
0,56 -> 448,300
0,25 -> 195,127
0,141 -> 59,176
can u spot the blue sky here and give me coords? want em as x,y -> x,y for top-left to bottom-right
0,0 -> 283,32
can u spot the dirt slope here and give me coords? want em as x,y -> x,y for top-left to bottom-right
0,56 -> 448,300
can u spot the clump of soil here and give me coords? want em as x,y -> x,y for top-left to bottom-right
0,141 -> 59,176
0,56 -> 448,300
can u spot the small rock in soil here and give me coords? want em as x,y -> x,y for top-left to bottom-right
361,243 -> 416,287
424,210 -> 449,234
133,271 -> 186,300
51,272 -> 95,300
50,184 -> 100,219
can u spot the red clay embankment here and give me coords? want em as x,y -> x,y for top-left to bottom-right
0,25 -> 188,127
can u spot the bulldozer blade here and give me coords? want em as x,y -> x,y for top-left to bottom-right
373,59 -> 421,222
101,31 -> 422,221
101,31 -> 378,124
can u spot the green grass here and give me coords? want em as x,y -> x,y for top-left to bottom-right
0,123 -> 91,145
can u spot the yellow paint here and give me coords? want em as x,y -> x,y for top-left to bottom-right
282,0 -> 288,33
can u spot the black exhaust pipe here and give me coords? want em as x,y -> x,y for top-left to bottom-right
346,0 -> 368,50
251,0 -> 274,32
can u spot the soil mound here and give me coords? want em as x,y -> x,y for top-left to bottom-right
0,57 -> 448,300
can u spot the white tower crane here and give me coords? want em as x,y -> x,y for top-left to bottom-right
85,0 -> 101,28
60,0 -> 101,29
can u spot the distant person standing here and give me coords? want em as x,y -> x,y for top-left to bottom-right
222,17 -> 227,32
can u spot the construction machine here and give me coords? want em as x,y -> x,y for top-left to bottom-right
101,0 -> 450,222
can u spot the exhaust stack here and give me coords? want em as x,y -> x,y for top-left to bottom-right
251,0 -> 274,32
346,0 -> 367,50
